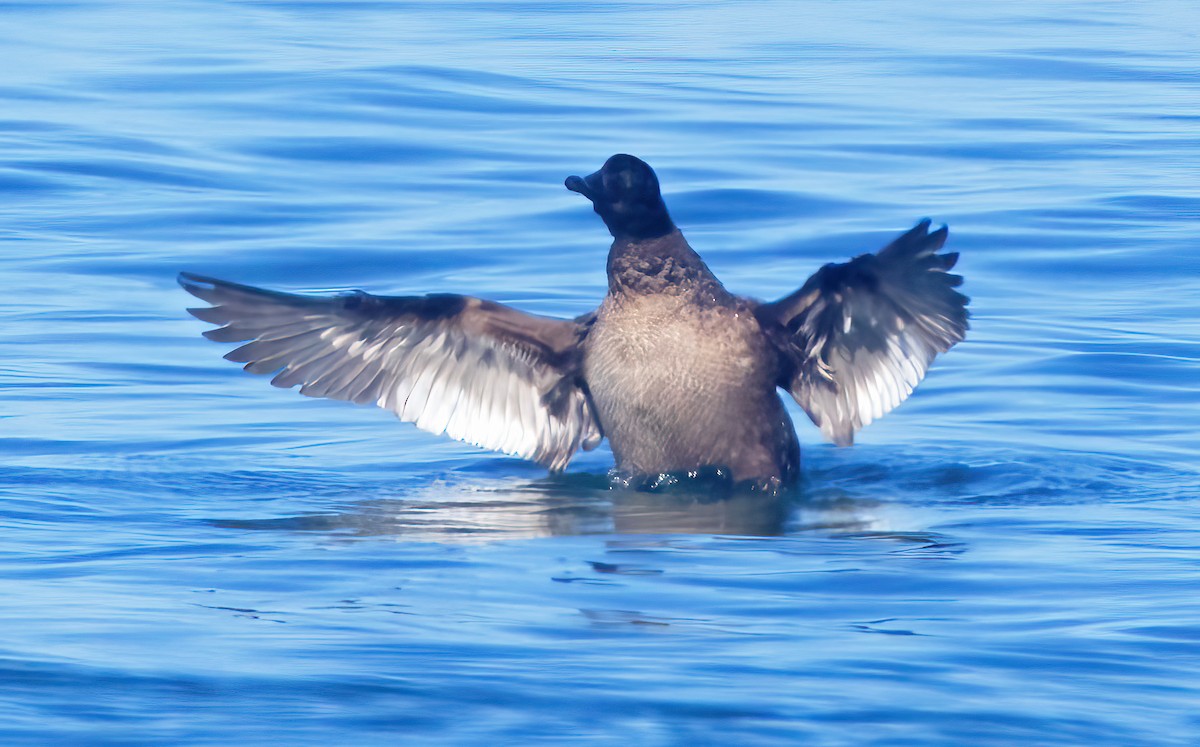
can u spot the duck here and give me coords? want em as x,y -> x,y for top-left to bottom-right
180,154 -> 968,492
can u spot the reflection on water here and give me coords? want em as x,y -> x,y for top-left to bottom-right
211,471 -> 930,541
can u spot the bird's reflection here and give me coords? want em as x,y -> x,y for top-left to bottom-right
610,489 -> 788,536
211,469 -> 913,542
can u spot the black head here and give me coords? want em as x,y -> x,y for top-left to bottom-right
565,154 -> 676,241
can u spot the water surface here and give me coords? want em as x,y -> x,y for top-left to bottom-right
2,1 -> 1198,744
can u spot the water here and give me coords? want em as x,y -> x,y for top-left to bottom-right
2,1 -> 1198,744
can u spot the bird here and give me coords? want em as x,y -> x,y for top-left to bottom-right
180,154 -> 968,493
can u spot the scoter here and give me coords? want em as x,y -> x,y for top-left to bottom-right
180,154 -> 968,492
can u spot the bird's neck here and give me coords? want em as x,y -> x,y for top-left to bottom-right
606,230 -> 730,302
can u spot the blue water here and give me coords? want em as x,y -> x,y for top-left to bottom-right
3,1 -> 1199,744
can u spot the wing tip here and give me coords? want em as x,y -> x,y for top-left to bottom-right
916,219 -> 949,254
178,272 -> 225,305
186,305 -> 224,324
178,271 -> 213,289
930,222 -> 949,245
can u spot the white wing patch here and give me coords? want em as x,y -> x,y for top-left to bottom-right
795,324 -> 937,445
762,220 -> 968,446
181,274 -> 601,471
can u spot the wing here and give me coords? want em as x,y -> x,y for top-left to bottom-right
756,220 -> 968,446
179,273 -> 602,471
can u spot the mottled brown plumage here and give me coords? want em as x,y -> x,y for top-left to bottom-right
584,228 -> 798,489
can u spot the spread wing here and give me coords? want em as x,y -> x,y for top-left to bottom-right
756,220 -> 968,445
179,273 -> 602,471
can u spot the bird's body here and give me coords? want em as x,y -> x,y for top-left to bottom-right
583,231 -> 798,488
181,154 -> 969,490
